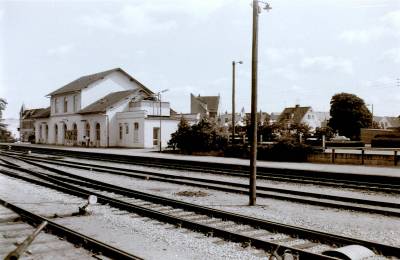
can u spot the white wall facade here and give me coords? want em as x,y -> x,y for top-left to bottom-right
143,118 -> 180,149
51,93 -> 81,116
116,111 -> 146,148
129,101 -> 170,116
35,114 -> 107,147
81,72 -> 141,109
301,109 -> 321,131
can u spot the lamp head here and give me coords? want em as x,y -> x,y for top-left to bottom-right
263,3 -> 272,11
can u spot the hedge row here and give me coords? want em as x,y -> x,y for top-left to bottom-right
371,138 -> 400,148
325,141 -> 365,147
224,140 -> 312,162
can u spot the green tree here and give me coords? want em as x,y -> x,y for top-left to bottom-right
168,117 -> 191,151
314,126 -> 334,140
168,117 -> 228,154
0,98 -> 7,119
328,93 -> 372,140
0,98 -> 14,142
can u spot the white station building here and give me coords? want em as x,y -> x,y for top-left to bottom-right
25,68 -> 197,148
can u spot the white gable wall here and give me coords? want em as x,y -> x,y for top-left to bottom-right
301,109 -> 321,130
143,119 -> 179,149
51,93 -> 81,116
81,72 -> 141,109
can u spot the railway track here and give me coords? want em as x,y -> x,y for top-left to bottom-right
2,151 -> 400,217
2,146 -> 400,194
0,198 -> 142,259
1,161 -> 399,259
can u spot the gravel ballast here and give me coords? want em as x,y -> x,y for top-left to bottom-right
37,163 -> 400,247
0,174 -> 271,259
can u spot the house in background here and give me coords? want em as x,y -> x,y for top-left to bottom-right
20,68 -> 196,148
19,106 -> 50,142
269,112 -> 281,125
277,104 -> 323,131
190,94 -> 220,119
314,112 -> 330,128
219,107 -> 246,127
375,116 -> 400,130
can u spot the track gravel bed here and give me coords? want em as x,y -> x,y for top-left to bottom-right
47,155 -> 400,203
0,175 -> 277,260
34,163 -> 400,247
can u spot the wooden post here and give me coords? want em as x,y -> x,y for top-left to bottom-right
332,148 -> 335,163
361,149 -> 365,165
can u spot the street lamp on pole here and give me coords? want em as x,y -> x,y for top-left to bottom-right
249,0 -> 271,206
232,60 -> 243,144
157,89 -> 169,152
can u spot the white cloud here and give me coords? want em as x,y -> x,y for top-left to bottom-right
47,44 -> 75,56
0,9 -> 4,21
381,48 -> 400,64
300,56 -> 353,74
340,9 -> 400,44
269,65 -> 300,81
80,0 -> 231,35
265,47 -> 305,62
382,9 -> 400,29
339,26 -> 389,44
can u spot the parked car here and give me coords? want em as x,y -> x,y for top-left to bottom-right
330,136 -> 350,141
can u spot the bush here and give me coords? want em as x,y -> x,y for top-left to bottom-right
258,139 -> 312,162
224,144 -> 249,158
224,139 -> 312,162
375,134 -> 400,138
371,138 -> 400,148
168,117 -> 228,154
325,141 -> 365,147
305,139 -> 322,146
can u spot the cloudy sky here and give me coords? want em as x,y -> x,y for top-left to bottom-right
1,0 -> 399,119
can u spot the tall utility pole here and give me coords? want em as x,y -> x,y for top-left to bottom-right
157,89 -> 169,152
249,0 -> 259,206
232,61 -> 242,144
249,0 -> 271,206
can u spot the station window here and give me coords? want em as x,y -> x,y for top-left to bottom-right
64,97 -> 68,113
55,98 -> 59,114
125,123 -> 129,134
95,123 -> 100,141
73,95 -> 78,112
119,124 -> 123,139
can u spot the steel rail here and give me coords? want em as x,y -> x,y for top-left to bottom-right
6,154 -> 400,217
1,163 -> 399,258
0,198 -> 143,260
2,146 -> 399,193
0,167 -> 334,259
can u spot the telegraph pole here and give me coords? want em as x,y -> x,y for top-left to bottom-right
249,0 -> 259,206
249,0 -> 271,206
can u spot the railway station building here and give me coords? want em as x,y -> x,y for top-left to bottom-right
20,68 -> 198,148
